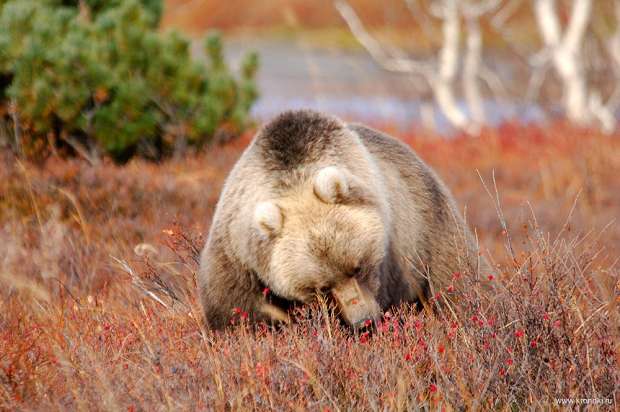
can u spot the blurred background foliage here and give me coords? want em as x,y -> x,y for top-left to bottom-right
0,0 -> 258,162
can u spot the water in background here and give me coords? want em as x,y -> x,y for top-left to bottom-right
201,38 -> 547,134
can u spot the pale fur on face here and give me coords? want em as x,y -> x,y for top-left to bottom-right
252,166 -> 386,302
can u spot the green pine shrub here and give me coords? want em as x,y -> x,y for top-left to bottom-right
0,0 -> 258,162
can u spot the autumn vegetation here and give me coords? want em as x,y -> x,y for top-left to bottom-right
1,123 -> 618,410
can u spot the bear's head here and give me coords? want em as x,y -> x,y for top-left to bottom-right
252,165 -> 386,329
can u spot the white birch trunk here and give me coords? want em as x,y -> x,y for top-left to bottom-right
433,0 -> 472,132
534,0 -> 592,124
463,15 -> 485,128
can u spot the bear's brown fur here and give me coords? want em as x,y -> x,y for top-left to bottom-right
199,110 -> 486,329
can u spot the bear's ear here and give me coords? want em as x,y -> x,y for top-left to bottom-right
253,201 -> 283,237
313,166 -> 349,204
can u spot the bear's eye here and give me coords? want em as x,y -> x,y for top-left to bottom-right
348,266 -> 362,277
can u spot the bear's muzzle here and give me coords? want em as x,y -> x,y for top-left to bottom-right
331,278 -> 382,331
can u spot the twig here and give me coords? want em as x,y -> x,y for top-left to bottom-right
111,256 -> 169,309
334,0 -> 431,75
477,169 -> 516,262
59,134 -> 99,166
9,100 -> 22,157
282,359 -> 342,412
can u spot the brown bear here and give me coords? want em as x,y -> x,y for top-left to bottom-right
199,110 -> 486,330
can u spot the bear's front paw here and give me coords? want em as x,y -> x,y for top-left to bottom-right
257,302 -> 291,325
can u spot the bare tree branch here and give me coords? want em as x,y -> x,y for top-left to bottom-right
405,0 -> 441,44
461,0 -> 502,18
334,0 -> 431,75
336,0 -> 500,135
337,0 -> 616,133
491,0 -> 522,27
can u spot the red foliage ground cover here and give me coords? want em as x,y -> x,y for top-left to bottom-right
0,124 -> 618,410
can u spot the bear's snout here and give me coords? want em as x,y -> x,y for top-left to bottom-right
331,278 -> 382,330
